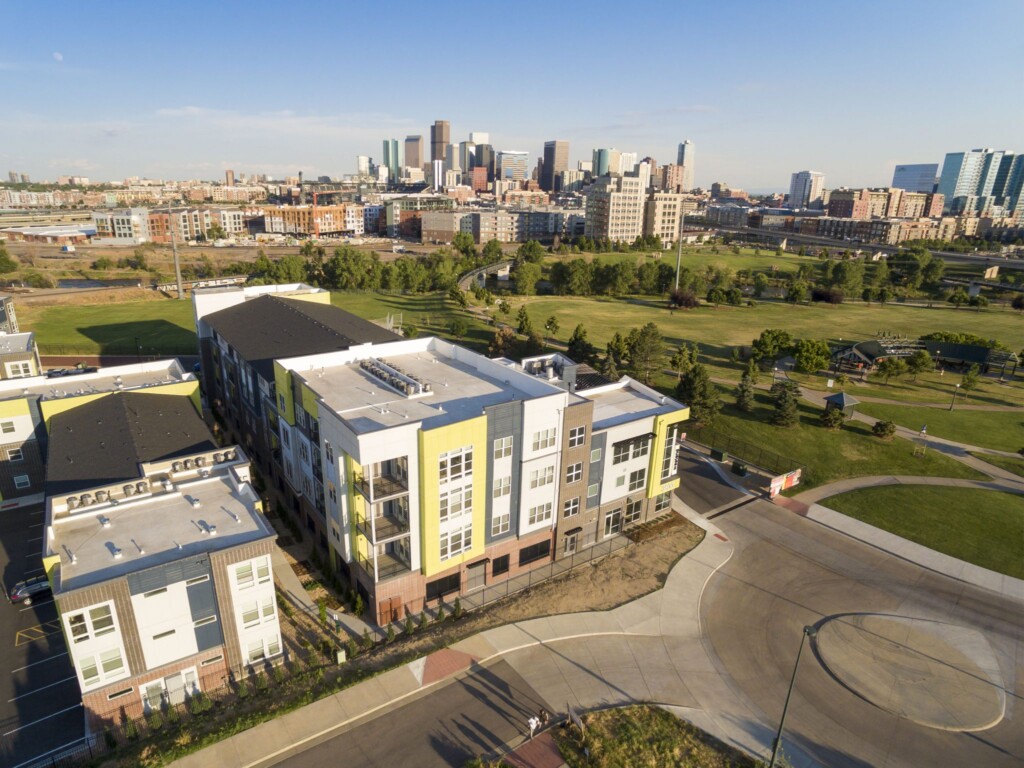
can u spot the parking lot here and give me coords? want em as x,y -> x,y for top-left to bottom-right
0,504 -> 84,767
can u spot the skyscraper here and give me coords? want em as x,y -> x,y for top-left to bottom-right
541,140 -> 569,192
225,169 -> 235,187
382,139 -> 403,183
497,151 -> 529,182
446,144 -> 461,173
676,140 -> 695,191
458,141 -> 476,172
592,148 -> 621,178
356,155 -> 370,176
404,136 -> 423,171
475,144 -> 495,182
430,120 -> 450,164
937,148 -> 1020,213
891,163 -> 938,193
469,131 -> 489,146
788,171 -> 825,209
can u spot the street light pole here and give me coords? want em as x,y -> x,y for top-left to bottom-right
769,625 -> 817,768
674,211 -> 686,290
948,382 -> 961,411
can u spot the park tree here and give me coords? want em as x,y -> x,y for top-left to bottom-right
515,306 -> 533,335
524,330 -> 545,356
960,363 -> 981,397
820,407 -> 847,430
625,322 -> 666,385
482,239 -> 504,261
602,332 -> 630,379
513,261 -> 541,295
905,349 -> 934,381
734,369 -> 756,412
516,240 -> 545,263
876,357 -> 909,385
669,343 -> 698,380
793,339 -> 832,374
205,223 -> 227,241
1011,294 -> 1024,312
707,287 -> 727,306
675,362 -> 722,426
752,273 -> 769,298
751,329 -> 793,366
447,285 -> 468,309
496,299 -> 511,315
770,381 -> 800,427
872,419 -> 897,439
876,286 -> 891,305
488,326 -> 516,357
566,324 -> 596,363
447,317 -> 468,339
544,315 -> 559,339
947,287 -> 969,308
403,323 -> 419,339
744,358 -> 760,385
452,231 -> 476,258
668,288 -> 699,309
835,372 -> 849,390
785,280 -> 808,303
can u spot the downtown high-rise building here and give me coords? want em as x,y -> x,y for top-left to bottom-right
541,140 -> 569,192
891,163 -> 938,193
592,148 -> 621,178
475,144 -> 495,182
382,139 -> 403,183
788,170 -> 825,209
404,136 -> 424,171
469,131 -> 489,146
430,120 -> 450,164
676,140 -> 695,191
225,169 -> 235,187
937,148 -> 1023,214
497,151 -> 529,182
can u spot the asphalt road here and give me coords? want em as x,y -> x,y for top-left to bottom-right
706,501 -> 1023,767
270,660 -> 550,768
675,450 -> 749,514
0,505 -> 84,767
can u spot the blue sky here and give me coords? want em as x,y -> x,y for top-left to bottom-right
2,0 -> 1022,191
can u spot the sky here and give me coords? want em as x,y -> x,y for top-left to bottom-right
2,0 -> 1022,192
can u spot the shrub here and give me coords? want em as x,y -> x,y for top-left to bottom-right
167,704 -> 180,724
405,616 -> 415,635
820,408 -> 846,430
872,419 -> 897,439
354,594 -> 364,617
238,680 -> 251,699
362,628 -> 373,650
386,624 -> 396,643
124,719 -> 139,741
436,603 -> 446,622
318,598 -> 328,626
148,712 -> 164,731
419,610 -> 429,630
189,692 -> 212,715
453,597 -> 463,619
103,727 -> 117,749
346,638 -> 359,659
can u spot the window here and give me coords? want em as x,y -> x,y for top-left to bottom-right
325,443 -> 334,464
661,427 -> 678,480
613,442 -> 630,465
14,475 -> 29,489
590,448 -> 602,463
235,557 -> 271,590
565,462 -> 583,484
529,466 -> 554,489
144,587 -> 167,598
569,426 -> 586,448
440,522 -> 473,561
563,497 -> 580,518
492,476 -> 511,499
491,511 -> 510,536
518,540 -> 551,566
629,468 -> 647,492
426,573 -> 461,601
564,532 -> 579,554
279,393 -> 287,411
242,601 -> 260,627
492,554 -> 510,576
81,656 -> 99,685
631,439 -> 650,460
107,687 -> 133,700
247,640 -> 267,663
624,498 -> 643,524
655,492 -> 672,512
532,428 -> 556,451
615,475 -> 625,488
7,447 -> 23,462
587,483 -> 599,499
153,629 -> 176,640
439,446 -> 473,482
185,575 -> 209,586
1,420 -> 14,434
493,436 -> 513,459
604,509 -> 622,537
528,502 -> 553,525
68,604 -> 117,643
440,483 -> 473,522
201,654 -> 224,666
6,362 -> 33,378
194,616 -> 217,628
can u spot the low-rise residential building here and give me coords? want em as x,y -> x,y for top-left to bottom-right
42,393 -> 277,727
92,208 -> 152,244
0,331 -> 41,380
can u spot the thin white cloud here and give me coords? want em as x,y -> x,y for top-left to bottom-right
52,52 -> 64,63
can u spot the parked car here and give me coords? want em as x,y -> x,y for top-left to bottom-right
9,575 -> 51,606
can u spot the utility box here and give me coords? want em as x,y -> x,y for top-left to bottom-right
711,449 -> 728,462
732,461 -> 748,477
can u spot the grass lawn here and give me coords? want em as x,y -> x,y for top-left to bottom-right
17,298 -> 197,355
969,451 -> 1024,478
827,370 -> 1022,408
857,402 -> 1024,453
705,394 -> 986,490
823,486 -> 1024,579
553,704 -> 757,768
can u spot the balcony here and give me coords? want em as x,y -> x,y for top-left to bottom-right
353,457 -> 409,503
356,512 -> 410,543
355,543 -> 412,582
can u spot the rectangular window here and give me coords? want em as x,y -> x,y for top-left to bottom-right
81,656 -> 99,685
153,629 -> 176,640
100,648 -> 125,676
235,562 -> 254,589
492,554 -> 510,576
604,509 -> 622,537
564,533 -> 579,554
565,462 -> 582,484
426,573 -> 461,601
529,466 -> 554,489
655,491 -> 672,512
493,435 -> 513,459
528,502 -> 553,525
518,540 -> 552,566
7,447 -> 23,462
143,587 -> 167,598
563,497 -> 580,517
440,483 -> 473,522
185,575 -> 209,586
587,483 -> 599,499
325,443 -> 334,464
439,446 -> 474,482
492,476 -> 511,499
491,511 -> 510,536
590,448 -> 602,463
256,557 -> 270,584
631,439 -> 650,460
242,601 -> 260,627
91,605 -> 115,636
107,687 -> 133,700
1,420 -> 14,434
201,654 -> 224,666
194,616 -> 217,628
247,640 -> 266,663
532,428 -> 556,451
661,427 -> 678,480
569,426 -> 586,448
440,522 -> 473,561
14,475 -> 29,489
624,498 -> 643,524
629,468 -> 647,492
612,442 -> 630,465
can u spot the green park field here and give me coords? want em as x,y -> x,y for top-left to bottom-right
823,486 -> 1024,578
857,402 -> 1024,453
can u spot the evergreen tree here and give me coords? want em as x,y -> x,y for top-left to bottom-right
675,363 -> 722,426
566,324 -> 596,363
745,358 -> 760,386
734,370 -> 756,412
770,381 -> 800,427
516,306 -> 533,336
625,322 -> 666,384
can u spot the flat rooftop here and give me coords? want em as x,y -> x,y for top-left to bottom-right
0,331 -> 34,354
296,346 -> 556,433
0,359 -> 188,402
49,471 -> 271,593
586,381 -> 683,430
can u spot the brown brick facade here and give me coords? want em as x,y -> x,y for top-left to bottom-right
554,400 -> 595,559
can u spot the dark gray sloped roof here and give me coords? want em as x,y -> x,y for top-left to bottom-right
45,392 -> 216,495
204,295 -> 401,380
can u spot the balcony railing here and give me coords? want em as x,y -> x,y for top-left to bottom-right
355,512 -> 410,543
355,548 -> 411,582
353,472 -> 409,502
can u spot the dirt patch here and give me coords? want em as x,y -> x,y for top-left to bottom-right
14,286 -> 166,307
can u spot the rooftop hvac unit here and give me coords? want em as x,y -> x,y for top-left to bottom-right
184,459 -> 194,469
225,449 -> 237,461
67,496 -> 80,509
213,453 -> 224,463
80,493 -> 93,506
123,485 -> 135,496
96,490 -> 109,502
136,481 -> 148,494
196,456 -> 207,467
172,461 -> 183,472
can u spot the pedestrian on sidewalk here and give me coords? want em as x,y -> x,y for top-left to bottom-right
528,715 -> 540,739
538,708 -> 550,728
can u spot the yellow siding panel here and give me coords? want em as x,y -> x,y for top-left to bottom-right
646,408 -> 689,498
274,362 -> 295,426
0,398 -> 32,419
287,292 -> 331,306
300,382 -> 319,422
40,392 -> 112,432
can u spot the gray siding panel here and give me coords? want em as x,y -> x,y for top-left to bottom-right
186,579 -> 217,621
587,433 -> 606,510
484,401 -> 522,545
127,556 -> 212,595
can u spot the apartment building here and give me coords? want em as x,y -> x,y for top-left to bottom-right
148,208 -> 246,243
262,205 -> 364,237
584,173 -> 647,243
382,195 -> 455,238
0,359 -> 198,508
0,295 -> 19,333
271,338 -> 687,625
42,394 -> 277,727
0,331 -> 40,380
644,192 -> 686,245
92,208 -> 152,244
193,285 -> 401,554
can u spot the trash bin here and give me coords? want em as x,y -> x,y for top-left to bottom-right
731,461 -> 748,477
711,449 -> 728,462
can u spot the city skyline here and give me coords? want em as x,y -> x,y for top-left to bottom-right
1,0 -> 1022,190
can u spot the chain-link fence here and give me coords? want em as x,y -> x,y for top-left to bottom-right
688,427 -> 803,477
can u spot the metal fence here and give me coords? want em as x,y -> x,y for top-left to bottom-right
688,427 -> 803,477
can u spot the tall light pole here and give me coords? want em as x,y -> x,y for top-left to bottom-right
948,382 -> 961,411
674,211 -> 686,290
170,203 -> 184,299
769,625 -> 817,768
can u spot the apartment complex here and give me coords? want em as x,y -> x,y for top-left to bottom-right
148,208 -> 245,243
826,188 -> 943,220
420,209 -> 585,245
0,295 -> 19,334
788,171 -> 826,209
585,173 -> 648,242
0,331 -> 40,380
42,393 -> 278,726
269,340 -> 687,625
262,204 -> 365,237
644,192 -> 687,245
193,284 -> 401,554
